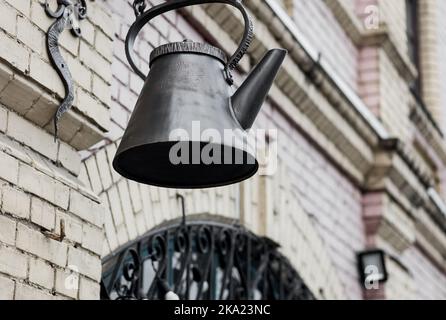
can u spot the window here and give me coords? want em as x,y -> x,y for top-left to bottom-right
406,0 -> 421,94
100,218 -> 314,300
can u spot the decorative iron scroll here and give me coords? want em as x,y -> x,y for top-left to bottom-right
44,0 -> 87,140
126,0 -> 254,84
101,219 -> 315,300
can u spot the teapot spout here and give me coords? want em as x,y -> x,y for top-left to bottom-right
231,49 -> 287,130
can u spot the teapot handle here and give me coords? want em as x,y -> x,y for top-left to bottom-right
126,0 -> 253,81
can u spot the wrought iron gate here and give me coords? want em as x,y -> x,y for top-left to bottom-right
100,219 -> 314,300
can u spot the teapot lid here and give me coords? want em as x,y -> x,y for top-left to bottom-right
150,41 -> 228,67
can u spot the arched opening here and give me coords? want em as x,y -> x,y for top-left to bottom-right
100,217 -> 314,300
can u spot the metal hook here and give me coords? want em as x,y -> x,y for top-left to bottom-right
41,219 -> 66,242
133,0 -> 147,17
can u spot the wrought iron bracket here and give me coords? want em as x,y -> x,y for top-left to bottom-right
44,0 -> 87,141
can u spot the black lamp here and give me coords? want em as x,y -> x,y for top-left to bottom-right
357,249 -> 388,287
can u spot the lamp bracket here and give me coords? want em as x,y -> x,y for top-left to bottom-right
44,0 -> 87,140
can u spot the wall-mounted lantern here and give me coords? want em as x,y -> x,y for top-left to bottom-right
357,249 -> 388,287
112,0 -> 286,189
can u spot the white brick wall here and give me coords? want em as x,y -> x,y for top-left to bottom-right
29,258 -> 54,290
0,0 -> 445,301
16,223 -> 68,267
79,276 -> 100,300
0,152 -> 19,185
69,190 -> 104,228
67,247 -> 102,282
30,196 -> 56,231
402,246 -> 446,299
0,0 -> 112,150
0,245 -> 28,279
292,0 -> 359,90
92,0 -> 446,301
0,215 -> 16,246
379,51 -> 411,140
15,283 -> 55,300
0,0 -> 112,292
18,164 -> 70,210
378,0 -> 408,56
55,268 -> 79,299
0,274 -> 14,300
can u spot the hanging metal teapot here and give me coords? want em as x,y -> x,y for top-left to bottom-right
113,0 -> 287,189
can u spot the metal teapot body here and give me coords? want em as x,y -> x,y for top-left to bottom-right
138,41 -> 241,150
113,0 -> 286,189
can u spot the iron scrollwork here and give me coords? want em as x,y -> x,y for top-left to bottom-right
101,219 -> 315,300
44,0 -> 87,140
132,0 -> 147,17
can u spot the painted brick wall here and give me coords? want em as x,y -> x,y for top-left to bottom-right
434,0 -> 446,131
85,0 -> 366,300
255,102 -> 365,300
379,50 -> 412,140
378,0 -> 408,56
1,0 -> 445,301
291,0 -> 359,91
354,0 -> 413,141
92,0 -> 446,301
384,256 -> 416,300
0,0 -> 113,299
0,0 -> 113,149
402,246 -> 446,299
0,102 -> 105,300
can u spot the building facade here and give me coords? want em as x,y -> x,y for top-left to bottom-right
0,0 -> 446,300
